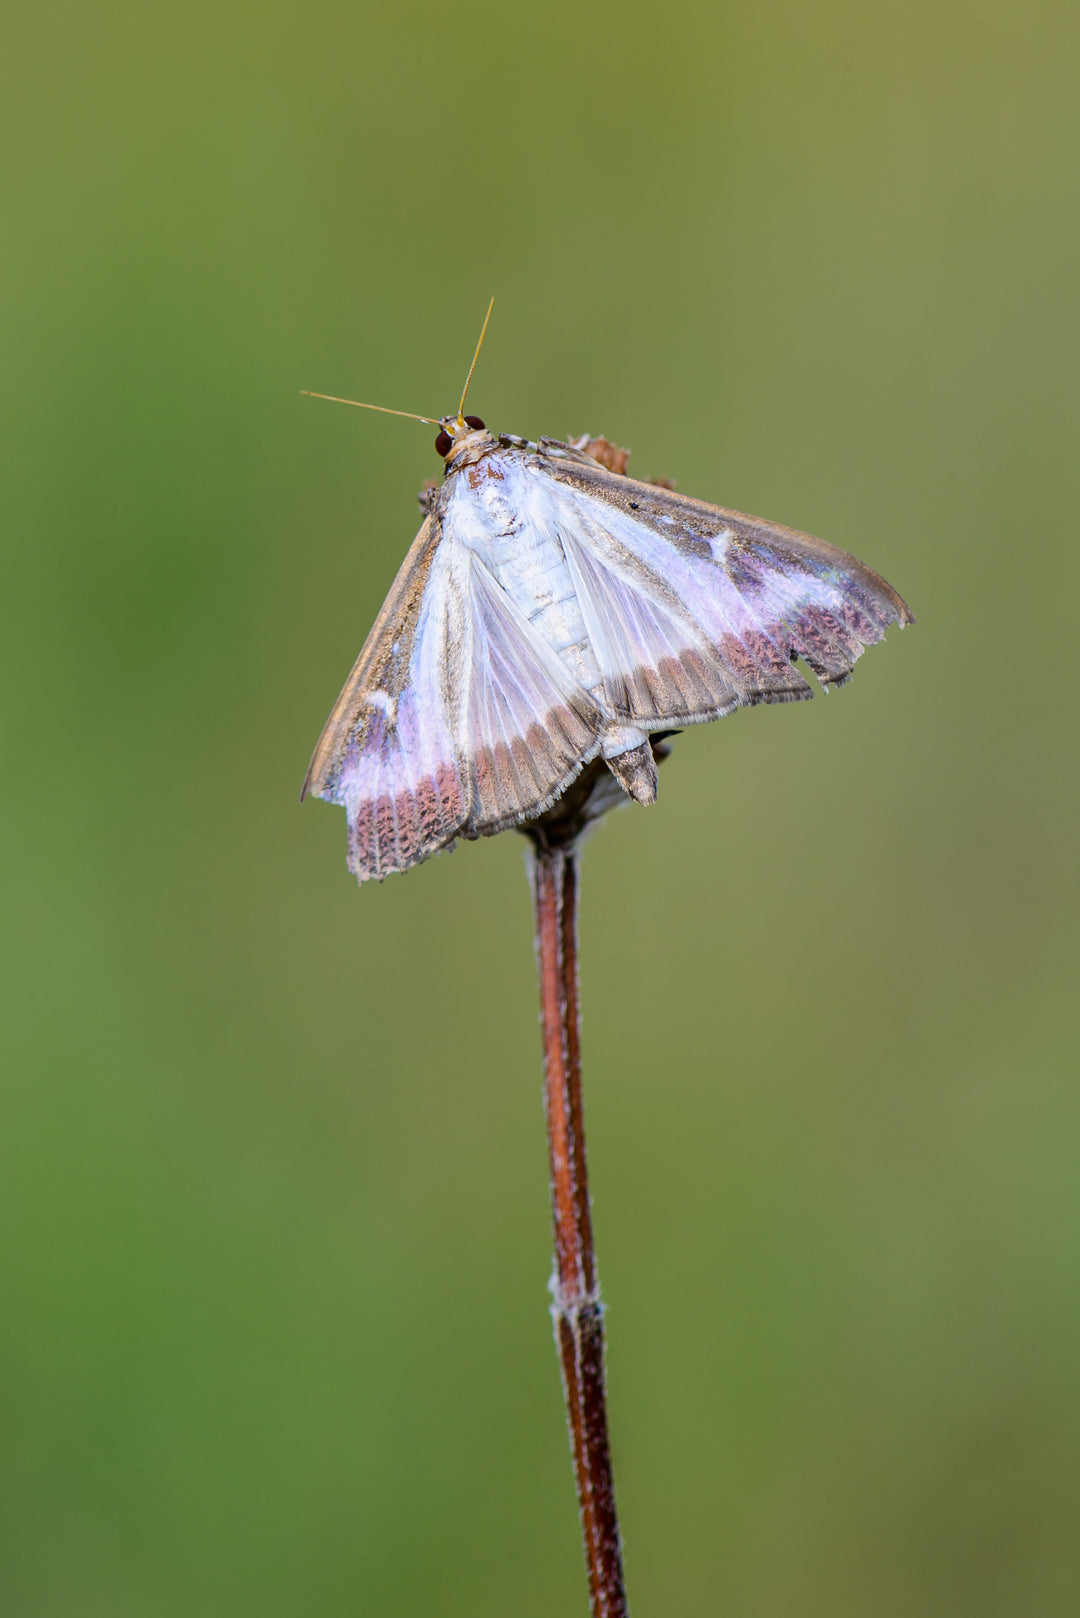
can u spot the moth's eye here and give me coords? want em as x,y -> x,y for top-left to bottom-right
434,430 -> 452,458
464,415 -> 486,430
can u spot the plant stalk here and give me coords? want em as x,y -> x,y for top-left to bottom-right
530,839 -> 628,1618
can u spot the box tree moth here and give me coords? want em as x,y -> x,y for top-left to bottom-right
303,307 -> 913,882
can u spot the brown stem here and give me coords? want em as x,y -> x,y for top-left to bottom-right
530,840 -> 628,1618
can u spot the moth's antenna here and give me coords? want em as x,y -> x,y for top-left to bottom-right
456,297 -> 495,427
300,392 -> 440,427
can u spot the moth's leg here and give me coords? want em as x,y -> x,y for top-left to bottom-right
537,436 -> 595,465
416,479 -> 440,515
538,435 -> 632,474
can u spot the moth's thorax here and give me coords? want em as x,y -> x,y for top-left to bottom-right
442,449 -> 603,697
441,426 -> 499,471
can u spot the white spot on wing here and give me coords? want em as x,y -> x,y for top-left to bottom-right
365,688 -> 397,723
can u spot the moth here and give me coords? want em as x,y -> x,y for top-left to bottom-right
303,314 -> 912,883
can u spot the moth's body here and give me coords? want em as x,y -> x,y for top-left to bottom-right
304,418 -> 913,882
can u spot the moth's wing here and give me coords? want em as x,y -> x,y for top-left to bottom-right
535,453 -> 913,724
304,514 -> 602,881
302,514 -> 473,881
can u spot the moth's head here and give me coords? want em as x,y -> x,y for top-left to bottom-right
435,414 -> 495,470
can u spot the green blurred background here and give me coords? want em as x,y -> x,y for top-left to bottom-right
4,1 -> 1078,1612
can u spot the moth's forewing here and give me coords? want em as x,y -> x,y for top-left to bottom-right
537,452 -> 912,710
304,499 -> 604,882
302,514 -> 477,881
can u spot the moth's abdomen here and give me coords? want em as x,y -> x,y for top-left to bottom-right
495,541 -> 601,697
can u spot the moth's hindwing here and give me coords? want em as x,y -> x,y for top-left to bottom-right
457,554 -> 602,836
